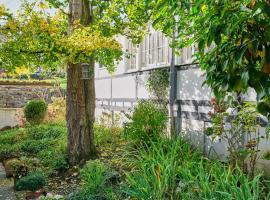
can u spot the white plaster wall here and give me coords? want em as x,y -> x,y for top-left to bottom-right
112,76 -> 136,99
176,68 -> 270,162
0,108 -> 20,129
137,73 -> 150,99
95,79 -> 111,98
177,68 -> 212,100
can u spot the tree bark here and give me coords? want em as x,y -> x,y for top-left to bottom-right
67,0 -> 97,165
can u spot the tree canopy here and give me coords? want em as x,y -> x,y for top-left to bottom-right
0,0 -> 124,72
126,0 -> 270,117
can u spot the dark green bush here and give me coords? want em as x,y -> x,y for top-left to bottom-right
124,101 -> 167,145
24,100 -> 47,125
15,171 -> 46,191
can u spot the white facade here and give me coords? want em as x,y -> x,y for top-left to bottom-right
94,32 -> 270,163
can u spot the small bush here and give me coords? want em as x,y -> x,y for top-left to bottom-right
24,100 -> 47,125
15,171 -> 46,191
124,101 -> 167,145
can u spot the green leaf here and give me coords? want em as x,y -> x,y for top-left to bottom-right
214,32 -> 221,45
236,45 -> 248,65
257,101 -> 269,115
241,71 -> 249,86
252,40 -> 259,55
198,39 -> 205,53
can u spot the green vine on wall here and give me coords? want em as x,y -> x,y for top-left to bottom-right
146,68 -> 169,105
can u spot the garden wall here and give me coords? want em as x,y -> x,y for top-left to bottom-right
0,84 -> 62,108
0,108 -> 22,130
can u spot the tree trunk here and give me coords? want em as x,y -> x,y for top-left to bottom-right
67,0 -> 97,165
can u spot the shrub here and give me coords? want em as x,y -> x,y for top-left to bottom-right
124,101 -> 167,145
5,157 -> 41,180
15,171 -> 46,191
24,100 -> 47,125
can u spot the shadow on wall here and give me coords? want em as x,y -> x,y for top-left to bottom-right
177,68 -> 212,101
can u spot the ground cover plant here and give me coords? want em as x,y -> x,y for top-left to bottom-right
0,123 -> 68,175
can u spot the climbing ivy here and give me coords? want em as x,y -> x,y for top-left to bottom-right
147,68 -> 169,105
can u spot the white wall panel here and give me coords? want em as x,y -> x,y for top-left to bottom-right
95,79 -> 111,98
112,76 -> 136,98
137,73 -> 150,99
177,68 -> 212,100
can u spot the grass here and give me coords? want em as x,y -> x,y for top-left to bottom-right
55,78 -> 67,89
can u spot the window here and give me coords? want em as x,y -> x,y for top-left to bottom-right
141,32 -> 169,68
126,40 -> 137,70
148,33 -> 155,65
157,32 -> 166,64
141,36 -> 148,68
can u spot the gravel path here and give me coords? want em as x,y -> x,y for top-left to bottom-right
0,163 -> 16,200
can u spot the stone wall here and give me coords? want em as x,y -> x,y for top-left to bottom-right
0,85 -> 62,108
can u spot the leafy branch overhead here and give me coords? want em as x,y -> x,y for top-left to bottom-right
126,0 -> 270,117
0,1 -> 122,72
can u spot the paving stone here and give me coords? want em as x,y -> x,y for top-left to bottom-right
0,163 -> 16,200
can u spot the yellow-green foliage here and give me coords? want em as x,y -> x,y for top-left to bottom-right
0,1 -> 122,72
